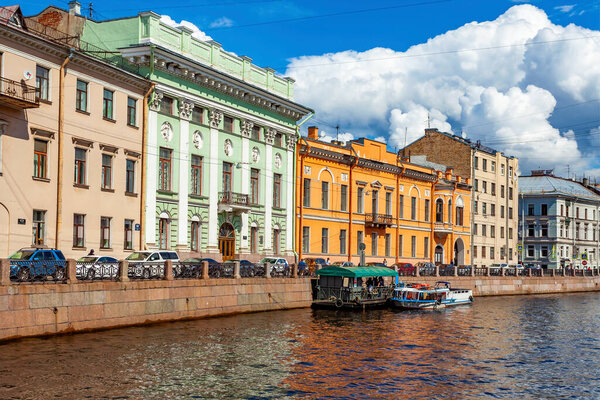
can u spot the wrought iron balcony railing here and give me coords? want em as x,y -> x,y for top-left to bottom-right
0,77 -> 39,108
219,191 -> 249,207
365,213 -> 394,227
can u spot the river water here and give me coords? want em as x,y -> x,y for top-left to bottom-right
1,292 -> 599,399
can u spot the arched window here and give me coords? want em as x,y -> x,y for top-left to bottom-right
158,211 -> 170,249
435,199 -> 444,222
455,196 -> 465,226
448,199 -> 452,224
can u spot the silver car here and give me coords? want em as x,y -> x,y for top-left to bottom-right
76,256 -> 119,280
260,257 -> 289,276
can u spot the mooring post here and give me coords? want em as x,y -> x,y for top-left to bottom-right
234,261 -> 241,279
164,260 -> 173,281
202,261 -> 209,280
453,266 -> 458,277
119,260 -> 129,282
486,266 -> 491,277
470,265 -> 475,277
66,259 -> 77,283
265,262 -> 271,279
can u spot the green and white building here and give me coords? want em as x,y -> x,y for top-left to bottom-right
79,10 -> 312,260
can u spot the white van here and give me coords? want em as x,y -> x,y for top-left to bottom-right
125,251 -> 179,278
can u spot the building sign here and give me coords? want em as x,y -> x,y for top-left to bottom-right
17,218 -> 26,225
517,244 -> 523,252
581,253 -> 588,261
135,224 -> 141,231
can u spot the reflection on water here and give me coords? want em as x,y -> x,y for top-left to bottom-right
0,292 -> 599,399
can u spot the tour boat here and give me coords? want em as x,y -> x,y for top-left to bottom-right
391,281 -> 473,310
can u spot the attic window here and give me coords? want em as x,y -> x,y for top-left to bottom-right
9,15 -> 22,28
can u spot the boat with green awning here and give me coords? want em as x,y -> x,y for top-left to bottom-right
312,266 -> 398,309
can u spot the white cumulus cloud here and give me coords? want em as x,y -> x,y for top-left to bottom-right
286,4 -> 600,175
210,17 -> 234,28
160,15 -> 213,42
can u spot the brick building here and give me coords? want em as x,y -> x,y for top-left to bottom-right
403,128 -> 519,267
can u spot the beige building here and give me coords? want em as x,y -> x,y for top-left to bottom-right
0,5 -> 150,258
404,128 -> 519,266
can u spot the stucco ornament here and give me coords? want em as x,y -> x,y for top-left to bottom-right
265,127 -> 276,145
224,139 -> 233,157
149,91 -> 163,111
240,119 -> 254,137
274,153 -> 282,169
193,131 -> 203,149
209,109 -> 223,129
179,99 -> 194,120
161,122 -> 173,142
287,134 -> 298,151
251,147 -> 260,163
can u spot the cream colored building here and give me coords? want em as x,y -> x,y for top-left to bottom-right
0,6 -> 149,258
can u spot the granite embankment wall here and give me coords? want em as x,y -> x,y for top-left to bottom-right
0,277 -> 312,342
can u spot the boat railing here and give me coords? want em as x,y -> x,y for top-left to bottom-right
316,285 -> 394,302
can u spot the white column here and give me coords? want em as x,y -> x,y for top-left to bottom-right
285,135 -> 297,255
207,109 -> 222,252
239,120 -> 252,254
145,108 -> 158,247
176,100 -> 192,250
264,128 -> 275,254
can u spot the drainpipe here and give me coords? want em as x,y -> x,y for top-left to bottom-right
432,171 -> 440,263
395,156 -> 406,264
140,82 -> 155,250
55,50 -> 74,249
348,144 -> 359,262
296,112 -> 313,261
470,148 -> 475,267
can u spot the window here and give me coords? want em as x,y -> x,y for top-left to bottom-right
509,187 -> 513,200
411,197 -> 417,220
252,125 -> 260,141
159,148 -> 172,191
448,200 -> 452,224
101,154 -> 112,189
35,65 -> 49,101
500,246 -> 505,259
275,132 -> 283,147
482,159 -> 487,171
357,187 -> 364,213
474,224 -> 478,235
76,80 -> 87,112
500,226 -> 505,238
491,161 -> 496,172
482,202 -> 487,215
126,159 -> 136,194
250,168 -> 259,204
482,181 -> 487,193
159,218 -> 169,249
357,231 -> 364,253
435,199 -> 443,222
576,207 -> 580,218
103,89 -> 114,120
100,217 -> 111,249
474,201 -> 478,214
251,227 -> 258,253
490,247 -> 495,259
541,204 -> 548,216
527,245 -> 534,258
490,225 -> 495,238
509,207 -> 513,219
501,205 -> 505,218
321,181 -> 329,209
33,139 -> 47,179
340,229 -> 347,254
474,179 -> 479,191
473,246 -> 477,258
124,219 -> 134,250
509,166 -> 513,177
322,228 -> 329,253
491,183 -> 496,196
191,155 -> 202,195
491,204 -> 496,216
501,185 -> 505,198
341,185 -> 348,211
385,234 -> 391,257
541,246 -> 548,258
398,195 -> 404,219
127,97 -> 137,126
190,221 -> 200,251
302,227 -> 310,253
74,148 -> 86,185
273,174 -> 281,208
224,116 -> 234,132
411,236 -> 416,257
371,190 -> 378,214
424,237 -> 429,258
528,204 -> 534,216
273,229 -> 281,254
482,225 -> 487,237
541,225 -> 548,237
191,106 -> 203,124
399,235 -> 403,257
482,246 -> 486,258
528,225 -> 535,237
160,96 -> 173,115
501,164 -> 505,176
561,204 -> 564,216
385,192 -> 392,215
32,210 -> 45,245
474,156 -> 479,169
456,206 -> 464,226
371,233 -> 377,256
303,178 -> 311,207
73,214 -> 85,247
424,199 -> 430,222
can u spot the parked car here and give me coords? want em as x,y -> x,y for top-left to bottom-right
76,256 -> 119,280
393,263 -> 415,276
9,248 -> 67,281
260,257 -> 289,276
125,251 -> 179,279
182,258 -> 225,278
331,261 -> 355,268
366,262 -> 388,268
222,259 -> 258,277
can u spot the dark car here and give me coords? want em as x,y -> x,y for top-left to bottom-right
223,259 -> 258,277
182,258 -> 224,278
9,248 -> 67,281
394,263 -> 415,276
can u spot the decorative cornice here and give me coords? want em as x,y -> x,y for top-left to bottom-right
240,119 -> 254,138
265,128 -> 276,145
287,134 -> 298,151
179,98 -> 194,120
149,91 -> 163,111
209,109 -> 223,129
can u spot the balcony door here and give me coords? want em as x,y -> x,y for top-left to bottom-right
219,222 -> 235,261
223,162 -> 232,196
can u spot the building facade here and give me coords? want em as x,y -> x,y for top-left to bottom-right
519,171 -> 600,269
404,128 -> 519,267
296,127 -> 471,266
71,9 -> 312,261
0,5 -> 149,258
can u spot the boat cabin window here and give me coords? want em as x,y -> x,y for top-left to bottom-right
318,276 -> 343,288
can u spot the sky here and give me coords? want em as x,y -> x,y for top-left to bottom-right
21,0 -> 600,177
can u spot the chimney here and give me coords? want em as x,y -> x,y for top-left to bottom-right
456,176 -> 462,183
68,1 -> 81,15
445,167 -> 453,181
307,126 -> 318,140
583,177 -> 589,187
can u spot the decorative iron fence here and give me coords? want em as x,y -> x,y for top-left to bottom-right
128,262 -> 165,280
419,267 -> 436,277
76,262 -> 120,280
438,266 -> 455,276
474,267 -> 487,276
457,267 -> 471,276
9,260 -> 67,282
398,267 -> 417,277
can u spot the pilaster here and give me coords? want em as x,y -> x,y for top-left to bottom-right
285,134 -> 298,255
239,119 -> 252,254
176,98 -> 193,251
264,127 -> 276,254
207,109 -> 222,252
145,97 -> 160,248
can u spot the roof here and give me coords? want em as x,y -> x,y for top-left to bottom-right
410,155 -> 448,172
316,266 -> 398,278
519,176 -> 600,201
406,128 -> 503,157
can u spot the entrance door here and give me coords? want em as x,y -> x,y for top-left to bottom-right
434,245 -> 444,265
219,223 -> 235,261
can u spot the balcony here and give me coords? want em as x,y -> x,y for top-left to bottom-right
434,222 -> 453,237
365,213 -> 394,228
0,77 -> 39,109
218,191 -> 251,212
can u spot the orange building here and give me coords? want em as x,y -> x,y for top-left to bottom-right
295,127 -> 471,266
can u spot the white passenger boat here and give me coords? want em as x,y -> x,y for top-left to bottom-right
391,281 -> 473,309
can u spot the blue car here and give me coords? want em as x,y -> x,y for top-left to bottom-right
9,248 -> 67,281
